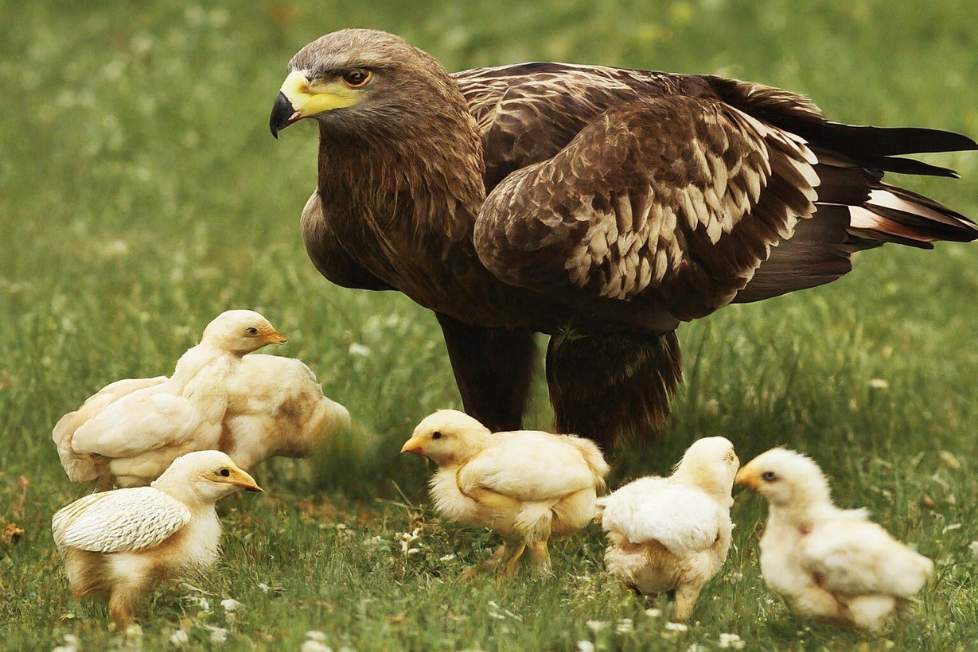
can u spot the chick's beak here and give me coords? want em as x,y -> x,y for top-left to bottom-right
229,468 -> 263,493
261,327 -> 288,345
734,467 -> 759,490
400,436 -> 424,455
269,92 -> 300,139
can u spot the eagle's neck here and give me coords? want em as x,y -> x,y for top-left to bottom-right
315,95 -> 486,244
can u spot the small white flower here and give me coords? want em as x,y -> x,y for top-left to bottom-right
664,622 -> 688,632
868,378 -> 889,390
439,553 -> 456,562
615,618 -> 634,633
576,641 -> 595,652
943,523 -> 962,534
169,630 -> 190,646
220,598 -> 241,613
305,631 -> 328,642
585,620 -> 608,633
301,642 -> 333,652
406,547 -> 421,555
207,626 -> 228,644
719,633 -> 745,649
644,608 -> 662,618
187,595 -> 210,611
969,540 -> 978,558
348,343 -> 371,357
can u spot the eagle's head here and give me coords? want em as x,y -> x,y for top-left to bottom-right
269,29 -> 460,139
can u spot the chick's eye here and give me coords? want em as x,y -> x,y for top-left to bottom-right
246,327 -> 258,336
219,468 -> 231,477
431,431 -> 442,440
342,69 -> 372,87
761,471 -> 778,482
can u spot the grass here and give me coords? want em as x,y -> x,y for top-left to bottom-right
1,0 -> 977,649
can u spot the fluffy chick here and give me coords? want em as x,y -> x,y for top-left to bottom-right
737,447 -> 933,631
401,410 -> 609,576
600,437 -> 739,621
52,450 -> 262,628
54,310 -> 347,487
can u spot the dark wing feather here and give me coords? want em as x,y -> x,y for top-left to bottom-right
475,96 -> 819,321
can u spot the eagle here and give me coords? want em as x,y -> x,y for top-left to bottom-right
269,29 -> 976,446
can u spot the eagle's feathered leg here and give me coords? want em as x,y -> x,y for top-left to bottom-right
436,313 -> 536,432
547,331 -> 682,447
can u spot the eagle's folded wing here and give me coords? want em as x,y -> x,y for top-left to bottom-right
474,95 -> 818,321
52,487 -> 191,553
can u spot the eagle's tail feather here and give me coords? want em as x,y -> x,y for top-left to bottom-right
546,331 -> 681,447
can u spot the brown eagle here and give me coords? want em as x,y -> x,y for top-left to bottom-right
269,29 -> 976,446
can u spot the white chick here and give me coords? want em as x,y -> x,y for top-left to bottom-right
220,353 -> 351,468
52,450 -> 262,628
600,437 -> 739,621
401,409 -> 609,576
736,447 -> 933,631
53,310 -> 344,487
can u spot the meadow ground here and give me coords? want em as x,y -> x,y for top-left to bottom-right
1,0 -> 977,649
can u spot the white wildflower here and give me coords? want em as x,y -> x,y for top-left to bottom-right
665,622 -> 688,632
943,523 -> 962,534
305,631 -> 328,642
169,630 -> 190,646
51,634 -> 80,652
585,620 -> 608,633
644,608 -> 662,618
187,595 -> 210,611
301,642 -> 333,652
576,641 -> 595,652
615,618 -> 634,633
207,625 -> 228,644
348,343 -> 371,357
397,528 -> 421,554
868,378 -> 889,390
719,633 -> 745,649
439,553 -> 456,562
220,599 -> 241,613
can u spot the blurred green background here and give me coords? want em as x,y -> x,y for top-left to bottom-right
1,0 -> 976,649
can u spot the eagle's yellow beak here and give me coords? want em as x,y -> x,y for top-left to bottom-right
228,467 -> 263,493
735,467 -> 760,490
269,70 -> 363,138
400,436 -> 425,455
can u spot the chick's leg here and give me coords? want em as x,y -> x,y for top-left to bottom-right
528,539 -> 552,576
672,582 -> 705,622
501,542 -> 527,579
108,577 -> 150,629
460,543 -> 509,581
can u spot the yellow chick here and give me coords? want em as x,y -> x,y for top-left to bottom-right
53,310 -> 347,487
401,409 -> 609,576
600,437 -> 739,621
736,447 -> 933,631
52,450 -> 262,628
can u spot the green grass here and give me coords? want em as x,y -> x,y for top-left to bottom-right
2,0 -> 977,649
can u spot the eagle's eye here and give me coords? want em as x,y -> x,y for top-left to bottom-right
342,69 -> 372,88
431,431 -> 443,440
245,327 -> 259,336
219,468 -> 231,477
761,471 -> 778,482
